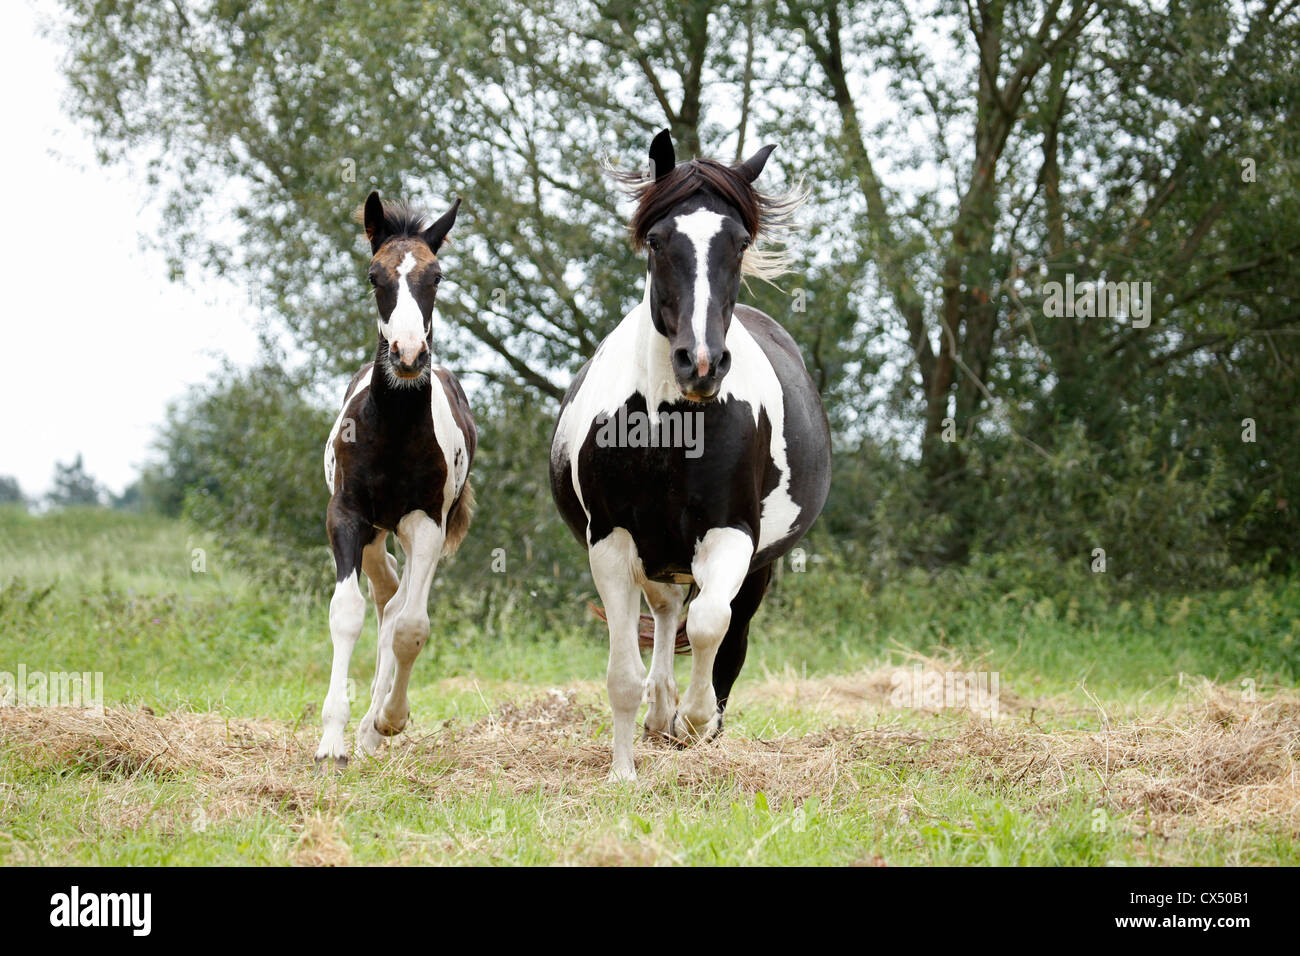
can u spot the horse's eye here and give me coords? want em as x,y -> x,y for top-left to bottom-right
647,236 -> 661,252
367,273 -> 377,286
739,237 -> 751,252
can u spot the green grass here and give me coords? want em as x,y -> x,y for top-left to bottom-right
0,507 -> 1296,865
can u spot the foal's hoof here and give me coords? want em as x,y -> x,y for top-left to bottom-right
671,708 -> 723,747
642,725 -> 676,745
314,754 -> 348,775
373,709 -> 409,737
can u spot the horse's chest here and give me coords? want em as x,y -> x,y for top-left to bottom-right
572,397 -> 770,570
357,419 -> 448,524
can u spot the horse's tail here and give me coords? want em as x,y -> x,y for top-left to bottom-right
587,602 -> 691,654
441,478 -> 475,558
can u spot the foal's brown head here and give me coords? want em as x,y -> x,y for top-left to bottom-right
359,191 -> 460,387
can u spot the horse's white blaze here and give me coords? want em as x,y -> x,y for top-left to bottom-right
323,367 -> 373,494
673,208 -> 725,356
552,279 -> 799,553
377,252 -> 427,364
430,369 -> 468,524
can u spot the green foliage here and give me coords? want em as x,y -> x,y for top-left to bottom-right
0,476 -> 25,507
51,0 -> 1300,586
46,454 -> 105,509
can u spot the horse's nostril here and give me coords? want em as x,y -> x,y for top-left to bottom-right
673,348 -> 692,372
717,351 -> 731,376
418,341 -> 429,355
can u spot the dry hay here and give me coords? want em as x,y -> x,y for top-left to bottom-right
1,678 -> 1295,841
746,653 -> 1025,721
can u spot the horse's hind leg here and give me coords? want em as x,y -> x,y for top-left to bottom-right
675,528 -> 754,744
712,564 -> 772,712
315,514 -> 368,771
641,580 -> 683,740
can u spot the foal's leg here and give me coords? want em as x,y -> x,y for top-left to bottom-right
315,517 -> 368,770
375,510 -> 444,737
674,527 -> 754,744
641,580 -> 683,740
355,534 -> 399,754
590,529 -> 646,782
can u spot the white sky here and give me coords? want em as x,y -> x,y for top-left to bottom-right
0,1 -> 261,498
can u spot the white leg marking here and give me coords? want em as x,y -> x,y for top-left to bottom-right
376,511 -> 444,737
676,528 -> 754,742
316,570 -> 366,763
641,580 -> 683,739
590,529 -> 647,782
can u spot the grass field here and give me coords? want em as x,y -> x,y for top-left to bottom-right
0,507 -> 1297,865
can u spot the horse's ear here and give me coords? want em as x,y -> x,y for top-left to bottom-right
737,144 -> 778,183
422,197 -> 461,251
649,129 -> 675,181
363,190 -> 389,253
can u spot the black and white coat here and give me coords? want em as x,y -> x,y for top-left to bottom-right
550,133 -> 831,781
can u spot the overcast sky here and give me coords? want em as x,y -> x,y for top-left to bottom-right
0,1 -> 261,498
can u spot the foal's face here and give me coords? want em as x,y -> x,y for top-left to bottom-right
646,193 -> 749,402
361,191 -> 460,388
369,239 -> 442,385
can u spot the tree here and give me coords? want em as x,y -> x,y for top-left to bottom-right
47,455 -> 104,508
0,476 -> 25,507
54,0 -> 1300,578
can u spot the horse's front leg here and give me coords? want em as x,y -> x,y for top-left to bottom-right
675,528 -> 753,744
374,510 -> 443,739
590,529 -> 647,782
315,516 -> 367,770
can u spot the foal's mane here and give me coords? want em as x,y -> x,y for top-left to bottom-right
351,198 -> 434,242
610,156 -> 805,280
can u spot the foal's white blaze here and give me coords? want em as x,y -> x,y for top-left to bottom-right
378,252 -> 429,367
673,208 -> 726,368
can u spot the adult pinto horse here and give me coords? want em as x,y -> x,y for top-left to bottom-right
315,191 -> 476,770
550,131 -> 831,781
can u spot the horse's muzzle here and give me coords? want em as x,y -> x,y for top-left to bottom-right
673,346 -> 730,402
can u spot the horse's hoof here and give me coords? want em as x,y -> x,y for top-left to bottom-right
672,708 -> 723,746
642,725 -> 675,745
373,710 -> 409,737
606,765 -> 638,784
314,754 -> 348,775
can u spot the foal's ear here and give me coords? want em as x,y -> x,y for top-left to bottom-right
649,129 -> 675,181
362,190 -> 390,253
422,198 -> 461,251
737,144 -> 778,183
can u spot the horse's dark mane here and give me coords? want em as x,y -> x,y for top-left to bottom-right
612,157 -> 797,251
351,198 -> 432,240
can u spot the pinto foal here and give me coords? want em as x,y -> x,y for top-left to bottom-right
315,191 -> 476,769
